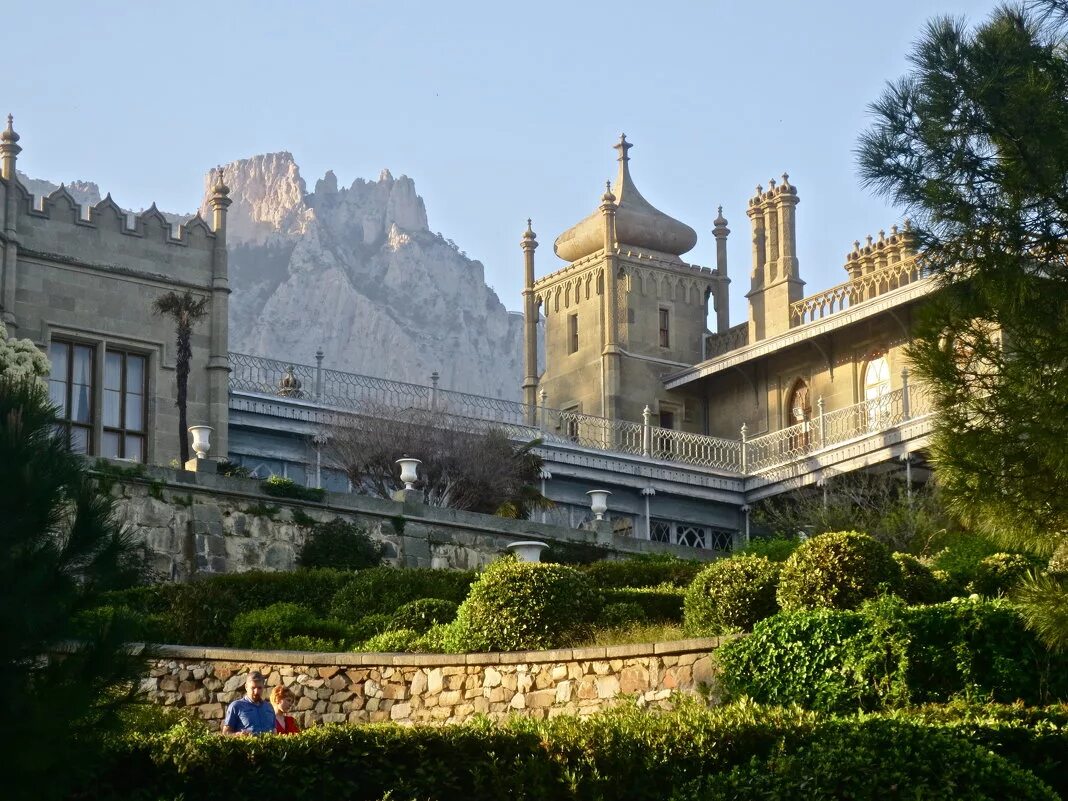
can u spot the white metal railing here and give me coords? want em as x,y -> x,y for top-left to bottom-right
229,352 -> 935,477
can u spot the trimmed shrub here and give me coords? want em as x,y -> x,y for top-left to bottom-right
348,613 -> 392,643
230,602 -> 350,650
597,601 -> 647,628
776,530 -> 902,611
602,585 -> 684,622
893,552 -> 952,604
261,475 -> 326,502
719,597 -> 1068,713
359,628 -> 422,652
389,598 -> 458,634
446,559 -> 601,652
581,556 -> 703,588
968,552 -> 1039,596
684,555 -> 780,636
329,567 -> 476,623
297,519 -> 384,571
738,536 -> 801,562
411,623 -> 450,653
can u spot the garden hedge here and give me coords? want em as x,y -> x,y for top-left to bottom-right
776,530 -> 902,611
683,554 -> 779,635
601,586 -> 684,622
81,701 -> 1061,801
329,567 -> 476,623
580,557 -> 703,589
718,597 -> 1068,713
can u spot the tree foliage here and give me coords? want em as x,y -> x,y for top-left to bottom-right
329,406 -> 551,517
0,379 -> 149,798
857,1 -> 1068,648
152,290 -> 209,464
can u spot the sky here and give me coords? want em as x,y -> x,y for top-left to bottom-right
11,0 -> 996,326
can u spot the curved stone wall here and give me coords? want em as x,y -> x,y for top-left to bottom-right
142,638 -> 728,727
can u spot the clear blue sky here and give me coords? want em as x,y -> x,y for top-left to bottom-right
12,0 -> 994,325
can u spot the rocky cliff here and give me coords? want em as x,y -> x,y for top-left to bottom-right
201,153 -> 525,399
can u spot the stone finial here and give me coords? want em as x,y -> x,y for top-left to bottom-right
521,218 -> 537,240
713,205 -> 728,229
613,133 -> 632,162
768,177 -> 776,189
2,114 -> 19,144
211,165 -> 230,197
781,172 -> 790,186
601,180 -> 616,204
521,218 -> 538,250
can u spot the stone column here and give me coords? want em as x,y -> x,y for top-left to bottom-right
600,183 -> 622,423
762,180 -> 780,283
206,167 -> 232,459
712,207 -> 730,333
746,189 -> 766,343
776,174 -> 800,280
520,220 -> 539,423
0,116 -> 21,330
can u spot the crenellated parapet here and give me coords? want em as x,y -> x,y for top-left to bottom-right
843,221 -> 916,280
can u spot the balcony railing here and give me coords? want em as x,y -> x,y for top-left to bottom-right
229,352 -> 935,476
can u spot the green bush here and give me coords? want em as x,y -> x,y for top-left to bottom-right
359,628 -> 422,652
737,536 -> 801,562
893,552 -> 952,604
389,598 -> 458,634
968,552 -> 1039,596
230,602 -> 351,650
597,601 -> 647,627
601,585 -> 684,622
348,613 -> 393,643
684,555 -> 780,636
85,700 -> 1060,801
411,623 -> 450,653
776,530 -> 902,611
580,555 -> 703,588
329,567 -> 476,623
260,475 -> 326,502
296,519 -> 383,571
700,716 -> 1056,801
719,597 -> 1068,713
446,559 -> 601,652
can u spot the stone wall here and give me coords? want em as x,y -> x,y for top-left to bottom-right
142,638 -> 726,727
104,462 -> 719,581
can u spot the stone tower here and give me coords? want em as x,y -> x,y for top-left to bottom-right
524,135 -> 726,430
745,175 -> 803,341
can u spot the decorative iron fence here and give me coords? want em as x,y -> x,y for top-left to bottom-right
229,352 -> 935,477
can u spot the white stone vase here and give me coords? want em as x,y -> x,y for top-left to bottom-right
396,457 -> 422,490
506,540 -> 549,563
188,425 -> 214,459
587,489 -> 612,521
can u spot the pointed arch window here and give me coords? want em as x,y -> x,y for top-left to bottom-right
786,379 -> 811,451
864,353 -> 891,430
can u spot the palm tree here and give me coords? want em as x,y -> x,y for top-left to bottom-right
153,291 -> 209,464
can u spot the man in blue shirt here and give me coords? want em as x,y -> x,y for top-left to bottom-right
222,670 -> 276,735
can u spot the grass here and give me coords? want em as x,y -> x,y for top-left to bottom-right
578,624 -> 686,647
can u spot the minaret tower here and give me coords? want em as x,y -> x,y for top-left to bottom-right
713,206 -> 730,333
0,115 -> 21,329
206,167 -> 232,458
520,219 -> 539,420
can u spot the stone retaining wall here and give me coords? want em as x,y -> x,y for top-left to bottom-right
142,639 -> 727,727
102,462 -> 718,581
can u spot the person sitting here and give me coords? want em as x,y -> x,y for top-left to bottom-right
271,685 -> 300,734
221,670 -> 275,736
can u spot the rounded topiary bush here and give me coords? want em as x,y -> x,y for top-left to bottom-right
893,552 -> 951,604
598,601 -> 647,628
360,628 -> 421,652
445,559 -> 601,652
390,598 -> 458,634
968,552 -> 1037,596
230,602 -> 350,650
297,519 -> 383,571
776,531 -> 902,611
683,555 -> 780,635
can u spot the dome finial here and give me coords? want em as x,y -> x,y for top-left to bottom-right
613,133 -> 632,163
1,114 -> 19,144
601,180 -> 616,204
212,165 -> 229,196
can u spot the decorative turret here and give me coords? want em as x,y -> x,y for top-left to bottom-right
712,206 -> 730,332
554,135 -> 697,263
0,115 -> 21,182
746,174 -> 804,342
520,218 -> 540,417
208,166 -> 232,234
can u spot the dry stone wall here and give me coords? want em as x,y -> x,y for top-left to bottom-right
142,639 -> 726,727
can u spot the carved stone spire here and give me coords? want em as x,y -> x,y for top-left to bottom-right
0,115 -> 21,181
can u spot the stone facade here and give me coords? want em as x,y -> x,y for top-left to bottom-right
104,462 -> 719,581
141,639 -> 726,727
0,118 -> 230,463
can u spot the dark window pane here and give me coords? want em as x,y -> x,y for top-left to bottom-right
104,352 -> 122,391
125,393 -> 143,431
124,435 -> 144,463
102,431 -> 121,459
126,355 -> 145,392
104,389 -> 121,427
69,426 -> 90,454
73,346 -> 93,384
72,384 -> 92,424
48,380 -> 67,417
49,343 -> 68,378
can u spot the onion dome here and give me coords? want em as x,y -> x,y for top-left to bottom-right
554,134 -> 697,262
1,114 -> 19,144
